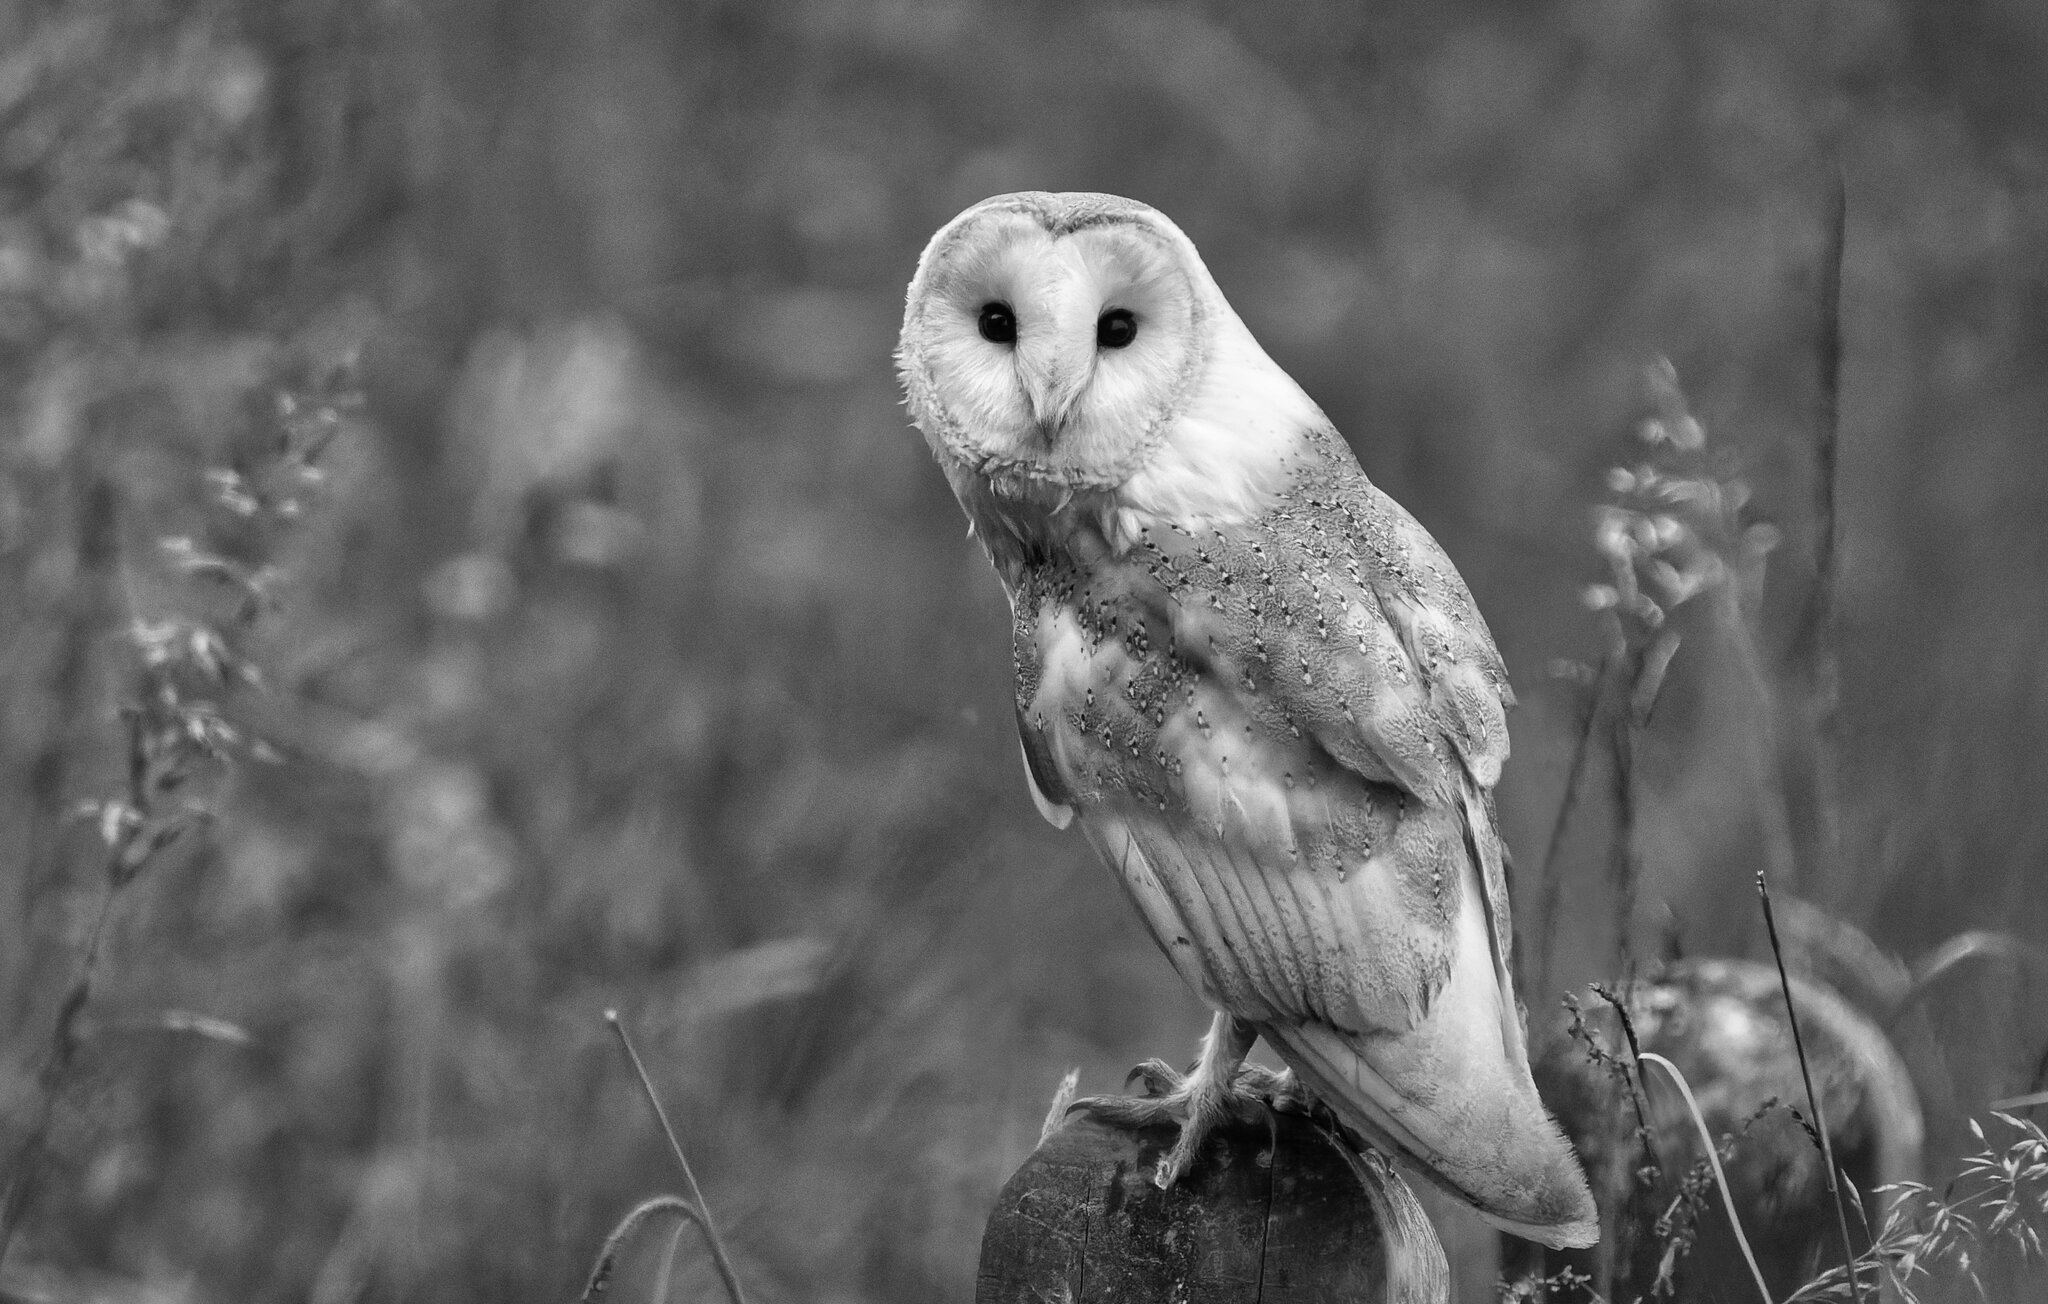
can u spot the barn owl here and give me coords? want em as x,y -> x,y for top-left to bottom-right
897,191 -> 1597,1249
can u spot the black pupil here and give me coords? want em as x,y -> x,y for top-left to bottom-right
1097,309 -> 1137,349
978,302 -> 1016,344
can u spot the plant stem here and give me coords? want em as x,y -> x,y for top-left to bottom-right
1606,638 -> 1643,985
1806,173 -> 1848,899
1759,869 -> 1865,1304
605,1010 -> 749,1304
1533,654 -> 1608,998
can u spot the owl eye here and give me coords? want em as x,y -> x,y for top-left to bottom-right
977,302 -> 1017,345
1097,308 -> 1138,349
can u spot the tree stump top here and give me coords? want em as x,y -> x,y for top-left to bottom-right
976,1111 -> 1446,1304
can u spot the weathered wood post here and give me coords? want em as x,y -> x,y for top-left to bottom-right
976,1111 -> 1448,1303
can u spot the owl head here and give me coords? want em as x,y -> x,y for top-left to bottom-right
898,192 -> 1322,522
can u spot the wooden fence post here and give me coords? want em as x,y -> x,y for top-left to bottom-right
976,1110 -> 1447,1303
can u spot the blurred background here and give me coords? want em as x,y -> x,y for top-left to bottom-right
0,1 -> 2044,1300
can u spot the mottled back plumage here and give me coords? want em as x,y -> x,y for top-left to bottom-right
899,191 -> 1596,1247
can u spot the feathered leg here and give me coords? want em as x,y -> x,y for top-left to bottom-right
1068,1011 -> 1307,1187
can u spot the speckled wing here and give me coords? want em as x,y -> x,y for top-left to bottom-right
1012,427 -> 1594,1245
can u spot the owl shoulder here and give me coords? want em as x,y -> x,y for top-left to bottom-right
1145,426 -> 1513,797
1296,428 -> 1515,787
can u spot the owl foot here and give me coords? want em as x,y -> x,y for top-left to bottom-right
1065,1014 -> 1307,1187
1126,1057 -> 1183,1099
1230,1061 -> 1313,1114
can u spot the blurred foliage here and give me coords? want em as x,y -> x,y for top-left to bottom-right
0,1 -> 2045,1300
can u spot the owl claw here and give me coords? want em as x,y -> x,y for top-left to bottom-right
1231,1062 -> 1310,1113
1125,1058 -> 1183,1097
1065,1092 -> 1180,1128
1154,1102 -> 1237,1188
1064,1059 -> 1311,1188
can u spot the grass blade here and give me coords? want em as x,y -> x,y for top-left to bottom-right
1638,1052 -> 1773,1304
1759,872 -> 1866,1303
605,1010 -> 750,1304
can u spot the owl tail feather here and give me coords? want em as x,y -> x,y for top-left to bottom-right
1259,852 -> 1598,1250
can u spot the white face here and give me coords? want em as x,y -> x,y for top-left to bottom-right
900,196 -> 1207,487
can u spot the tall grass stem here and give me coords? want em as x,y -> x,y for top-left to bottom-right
1758,870 -> 1865,1303
1533,657 -> 1607,997
1805,172 -> 1848,896
604,1010 -> 749,1304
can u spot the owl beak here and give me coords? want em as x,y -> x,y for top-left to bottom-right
1016,253 -> 1101,446
1027,396 -> 1071,445
1019,333 -> 1093,444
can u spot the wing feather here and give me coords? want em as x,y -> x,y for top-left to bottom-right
1132,431 -> 1521,1003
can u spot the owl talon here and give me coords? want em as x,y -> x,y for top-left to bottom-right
1124,1058 -> 1184,1097
1154,1115 -> 1220,1188
1064,1064 -> 1302,1189
1065,1093 -> 1180,1128
1148,1064 -> 1248,1188
1232,1063 -> 1310,1113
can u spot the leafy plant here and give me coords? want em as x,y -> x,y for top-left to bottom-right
0,363 -> 351,1273
1786,1112 -> 2048,1303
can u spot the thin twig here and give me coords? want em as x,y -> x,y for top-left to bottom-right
1588,983 -> 1660,1177
1606,636 -> 1644,985
1759,870 -> 1866,1304
1588,981 -> 1663,1289
1805,172 -> 1848,896
1533,654 -> 1608,997
1638,1053 -> 1772,1304
1563,989 -> 1657,1298
604,1010 -> 749,1304
1606,626 -> 1676,987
